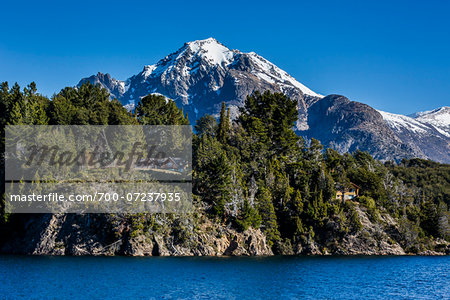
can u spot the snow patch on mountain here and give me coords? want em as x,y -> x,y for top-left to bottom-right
411,106 -> 450,137
186,38 -> 235,66
378,108 -> 450,163
78,72 -> 128,100
378,110 -> 430,134
142,65 -> 156,80
141,38 -> 237,82
247,52 -> 322,98
125,38 -> 321,101
150,92 -> 171,103
77,38 -> 448,163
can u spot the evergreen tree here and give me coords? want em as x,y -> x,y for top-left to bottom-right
50,83 -> 112,125
257,186 -> 280,247
136,94 -> 188,125
108,99 -> 137,125
194,136 -> 232,219
4,82 -> 49,125
235,198 -> 261,231
291,190 -> 306,239
239,91 -> 299,157
420,198 -> 439,237
8,101 -> 24,125
195,114 -> 217,138
217,102 -> 230,143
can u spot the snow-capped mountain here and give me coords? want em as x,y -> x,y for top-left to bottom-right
302,95 -> 424,162
378,109 -> 449,163
409,106 -> 450,138
79,38 -> 322,130
78,38 -> 449,163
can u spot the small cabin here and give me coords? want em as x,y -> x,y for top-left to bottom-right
335,182 -> 360,201
158,157 -> 180,170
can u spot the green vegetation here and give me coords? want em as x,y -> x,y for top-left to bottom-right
1,82 -> 449,253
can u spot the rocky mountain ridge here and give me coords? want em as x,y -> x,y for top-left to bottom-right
379,108 -> 449,163
78,38 -> 449,163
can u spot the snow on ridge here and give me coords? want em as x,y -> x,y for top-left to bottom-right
117,81 -> 129,94
137,38 -> 321,98
247,52 -> 322,98
149,92 -> 171,103
142,65 -> 156,79
409,110 -> 432,119
84,73 -> 127,99
186,38 -> 235,66
378,110 -> 430,134
137,38 -> 235,80
414,106 -> 450,129
409,106 -> 449,118
123,38 -> 323,100
430,125 -> 450,138
379,109 -> 450,138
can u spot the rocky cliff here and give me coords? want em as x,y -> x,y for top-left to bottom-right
2,203 -> 448,256
1,212 -> 273,256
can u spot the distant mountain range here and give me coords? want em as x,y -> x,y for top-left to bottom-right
78,38 -> 449,163
378,107 -> 449,162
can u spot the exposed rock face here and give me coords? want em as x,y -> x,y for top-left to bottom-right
300,95 -> 422,162
2,214 -> 117,255
2,203 -> 447,256
78,38 -> 322,129
77,38 -> 449,163
1,213 -> 273,256
78,72 -> 127,101
334,206 -> 406,255
410,106 -> 450,135
379,108 -> 450,163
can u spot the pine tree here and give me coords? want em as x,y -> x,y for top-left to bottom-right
279,189 -> 305,241
108,99 -> 137,125
257,186 -> 280,247
136,94 -> 189,125
8,101 -> 24,125
235,198 -> 261,231
420,198 -> 439,237
194,136 -> 232,219
0,82 -> 11,126
239,91 -> 299,157
292,189 -> 304,215
195,114 -> 217,137
217,102 -> 230,143
50,83 -> 113,125
29,98 -> 49,125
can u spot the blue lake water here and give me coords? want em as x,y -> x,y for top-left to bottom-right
0,255 -> 448,299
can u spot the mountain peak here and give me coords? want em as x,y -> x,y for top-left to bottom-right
77,39 -> 449,163
409,106 -> 450,118
186,37 -> 222,47
79,38 -> 323,115
78,72 -> 127,100
181,37 -> 235,66
409,106 -> 450,137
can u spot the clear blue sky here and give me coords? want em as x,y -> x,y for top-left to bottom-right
1,0 -> 448,115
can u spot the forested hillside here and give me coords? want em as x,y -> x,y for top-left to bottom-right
1,82 -> 449,255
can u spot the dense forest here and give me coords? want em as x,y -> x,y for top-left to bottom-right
0,81 -> 449,255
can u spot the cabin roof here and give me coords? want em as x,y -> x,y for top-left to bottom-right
335,182 -> 361,190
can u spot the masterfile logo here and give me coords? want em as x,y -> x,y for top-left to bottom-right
5,125 -> 192,213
